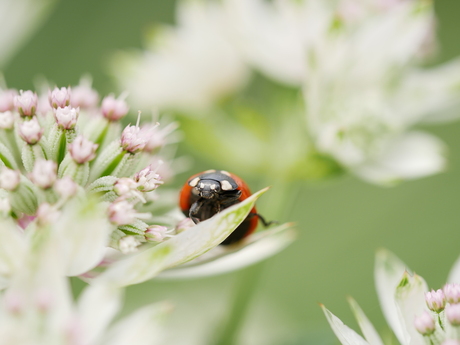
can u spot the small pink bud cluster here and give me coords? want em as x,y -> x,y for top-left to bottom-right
18,117 -> 43,144
120,125 -> 148,153
54,177 -> 78,199
113,177 -> 144,202
70,83 -> 99,109
133,164 -> 163,192
54,106 -> 79,129
444,283 -> 460,304
101,95 -> 129,121
68,135 -> 98,164
145,225 -> 172,242
425,289 -> 446,313
0,89 -> 17,112
14,90 -> 38,117
118,236 -> 141,254
108,199 -> 149,226
175,217 -> 195,233
48,87 -> 71,109
414,310 -> 435,335
30,160 -> 57,189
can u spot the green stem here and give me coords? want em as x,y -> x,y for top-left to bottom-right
212,264 -> 265,345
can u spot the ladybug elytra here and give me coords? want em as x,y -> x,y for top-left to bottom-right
179,169 -> 270,245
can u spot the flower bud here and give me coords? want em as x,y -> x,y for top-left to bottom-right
0,89 -> 17,112
30,159 -> 57,189
446,304 -> 460,326
36,203 -> 60,226
0,111 -> 15,129
101,95 -> 129,121
108,200 -> 137,225
120,124 -> 147,153
18,117 -> 43,144
54,176 -> 78,199
113,177 -> 143,200
54,106 -> 79,129
48,87 -> 71,109
444,283 -> 460,304
414,310 -> 435,335
14,90 -> 38,117
175,217 -> 195,234
118,236 -> 141,254
425,289 -> 446,313
0,168 -> 20,191
133,164 -> 163,192
70,84 -> 99,109
68,135 -> 98,164
145,225 -> 172,242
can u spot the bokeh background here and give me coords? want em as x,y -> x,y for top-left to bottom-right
3,0 -> 460,344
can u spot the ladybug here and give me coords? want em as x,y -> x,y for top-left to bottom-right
179,169 -> 271,245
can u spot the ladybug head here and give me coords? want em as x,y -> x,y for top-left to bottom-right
193,179 -> 222,199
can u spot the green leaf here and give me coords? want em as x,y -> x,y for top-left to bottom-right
94,188 -> 269,287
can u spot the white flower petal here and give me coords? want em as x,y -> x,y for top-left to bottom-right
348,297 -> 384,345
102,302 -> 171,345
447,255 -> 460,284
157,222 -> 295,279
321,305 -> 370,345
77,284 -> 123,345
355,131 -> 446,185
374,249 -> 409,345
94,188 -> 268,287
53,198 -> 112,276
394,272 -> 429,345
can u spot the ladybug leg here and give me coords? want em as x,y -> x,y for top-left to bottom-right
189,200 -> 203,224
255,213 -> 277,227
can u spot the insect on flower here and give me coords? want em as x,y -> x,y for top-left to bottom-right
179,169 -> 274,245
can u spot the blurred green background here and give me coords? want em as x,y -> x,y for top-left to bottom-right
3,0 -> 460,344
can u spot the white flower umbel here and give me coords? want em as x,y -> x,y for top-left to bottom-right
111,1 -> 249,111
322,249 -> 460,345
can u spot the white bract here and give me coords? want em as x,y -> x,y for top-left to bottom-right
322,249 -> 460,345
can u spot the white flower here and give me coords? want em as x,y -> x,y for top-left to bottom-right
322,249 -> 460,345
111,1 -> 249,111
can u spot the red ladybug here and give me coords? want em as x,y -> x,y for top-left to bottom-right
179,169 -> 271,245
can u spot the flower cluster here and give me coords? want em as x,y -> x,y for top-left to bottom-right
112,0 -> 460,186
322,250 -> 460,345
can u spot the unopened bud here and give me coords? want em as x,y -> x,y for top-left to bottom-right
145,225 -> 171,242
175,217 -> 195,234
414,310 -> 435,335
0,111 -> 14,129
68,135 -> 98,164
446,304 -> 460,326
48,87 -> 71,109
133,164 -> 163,192
426,289 -> 446,313
54,177 -> 78,198
54,106 -> 79,129
0,89 -> 18,112
444,283 -> 460,304
119,236 -> 141,254
14,90 -> 38,117
0,168 -> 20,191
18,117 -> 43,144
30,159 -> 57,189
101,95 -> 129,121
120,124 -> 147,153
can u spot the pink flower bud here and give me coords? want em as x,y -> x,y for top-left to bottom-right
120,124 -> 148,153
36,203 -> 60,226
70,84 -> 99,109
118,236 -> 141,254
30,159 -> 57,189
101,95 -> 129,121
0,168 -> 20,191
68,135 -> 98,164
14,90 -> 38,117
18,117 -> 43,144
133,164 -> 163,192
48,87 -> 71,109
0,89 -> 17,112
426,289 -> 446,313
0,111 -> 15,129
446,304 -> 460,326
444,283 -> 460,304
54,177 -> 78,198
175,217 -> 195,234
54,106 -> 79,129
145,225 -> 172,242
414,310 -> 435,335
108,200 -> 149,225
